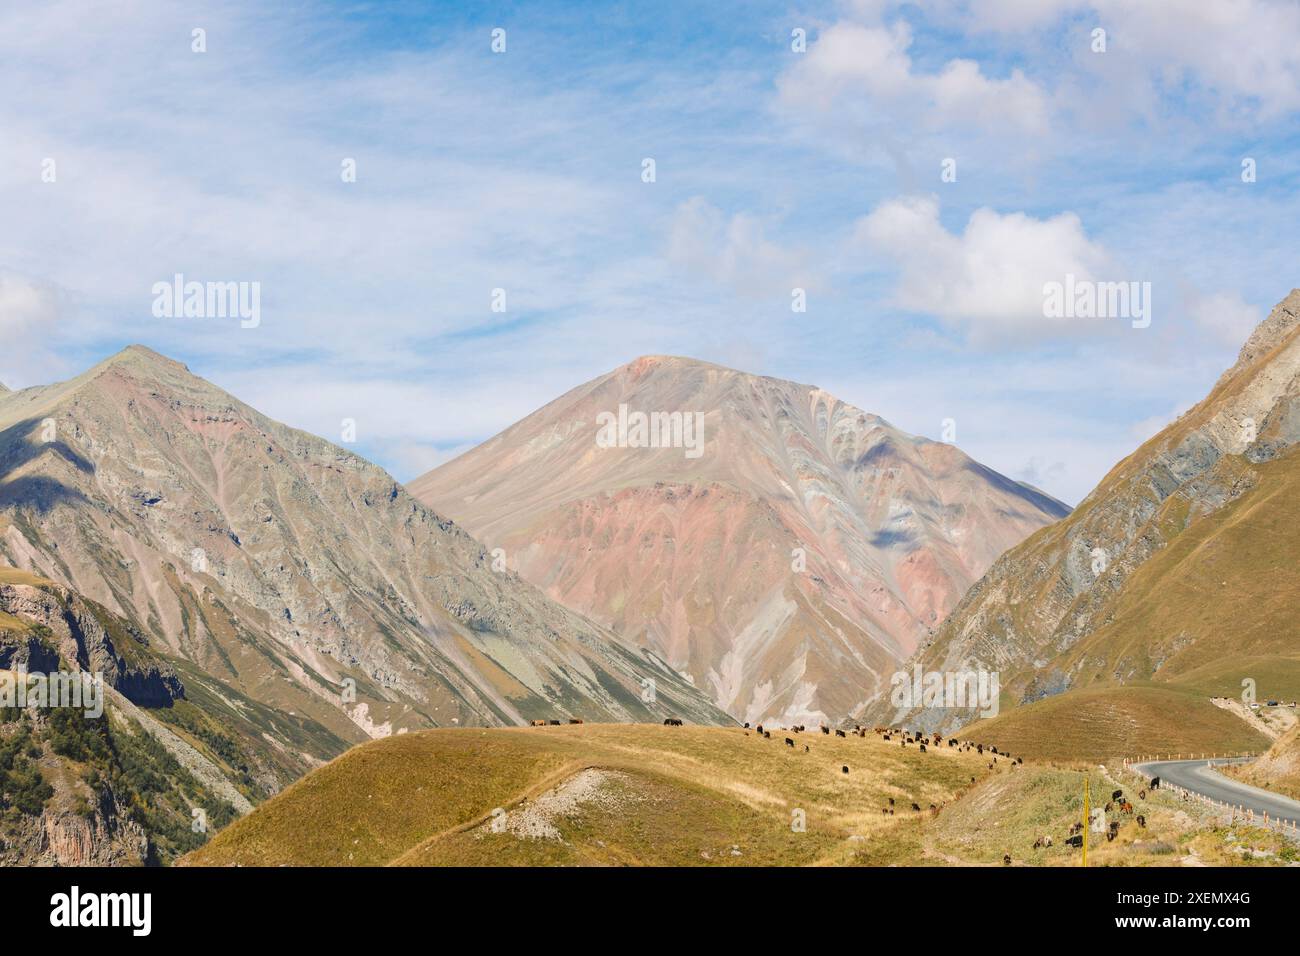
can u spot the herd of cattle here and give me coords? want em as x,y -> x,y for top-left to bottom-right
525,716 -> 1167,862
1041,782 -> 1159,859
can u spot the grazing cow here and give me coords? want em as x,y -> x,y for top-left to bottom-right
756,724 -> 764,735
911,803 -> 921,812
883,734 -> 892,741
530,719 -> 547,727
888,798 -> 895,806
1138,789 -> 1146,800
785,737 -> 795,748
1016,757 -> 1023,765
1065,835 -> 1084,848
1120,801 -> 1134,815
764,731 -> 771,739
1150,776 -> 1161,790
836,729 -> 846,738
744,722 -> 750,729
1069,822 -> 1083,836
549,719 -> 561,726
1111,789 -> 1123,802
1003,854 -> 1012,866
663,718 -> 683,726
1136,815 -> 1146,829
821,725 -> 830,735
919,744 -> 927,752
976,745 -> 984,755
804,745 -> 810,752
1104,802 -> 1113,813
842,766 -> 849,774
569,718 -> 583,724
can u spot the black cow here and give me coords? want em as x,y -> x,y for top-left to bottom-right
842,766 -> 849,774
785,737 -> 795,747
1111,789 -> 1123,802
835,729 -> 847,738
1150,776 -> 1161,790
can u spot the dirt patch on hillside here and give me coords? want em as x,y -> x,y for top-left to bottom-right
480,768 -> 636,841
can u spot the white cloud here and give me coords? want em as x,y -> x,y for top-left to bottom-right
1186,291 -> 1262,349
853,195 -> 1113,337
0,272 -> 67,387
921,0 -> 1300,118
777,20 -> 1051,135
667,198 -> 814,299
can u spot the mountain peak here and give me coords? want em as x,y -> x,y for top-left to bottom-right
1231,288 -> 1300,374
95,344 -> 191,376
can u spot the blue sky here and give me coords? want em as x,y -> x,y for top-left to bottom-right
3,0 -> 1300,503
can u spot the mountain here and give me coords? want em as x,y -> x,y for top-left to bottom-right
0,346 -> 729,771
409,356 -> 1068,725
879,289 -> 1300,740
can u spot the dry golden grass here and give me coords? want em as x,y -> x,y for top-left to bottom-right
958,685 -> 1270,763
184,724 -> 993,867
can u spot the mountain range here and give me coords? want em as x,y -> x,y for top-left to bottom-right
0,347 -> 728,809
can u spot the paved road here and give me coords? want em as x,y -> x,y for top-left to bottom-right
1131,756 -> 1300,828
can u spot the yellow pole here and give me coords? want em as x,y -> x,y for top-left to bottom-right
1083,776 -> 1089,868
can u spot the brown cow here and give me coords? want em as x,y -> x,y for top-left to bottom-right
530,720 -> 547,727
568,718 -> 584,725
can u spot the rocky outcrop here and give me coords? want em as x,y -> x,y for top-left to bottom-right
0,580 -> 184,706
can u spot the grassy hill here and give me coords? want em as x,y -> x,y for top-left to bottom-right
182,723 -> 1295,867
185,724 -> 995,866
955,685 -> 1270,763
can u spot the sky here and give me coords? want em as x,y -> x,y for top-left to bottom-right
3,0 -> 1299,505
